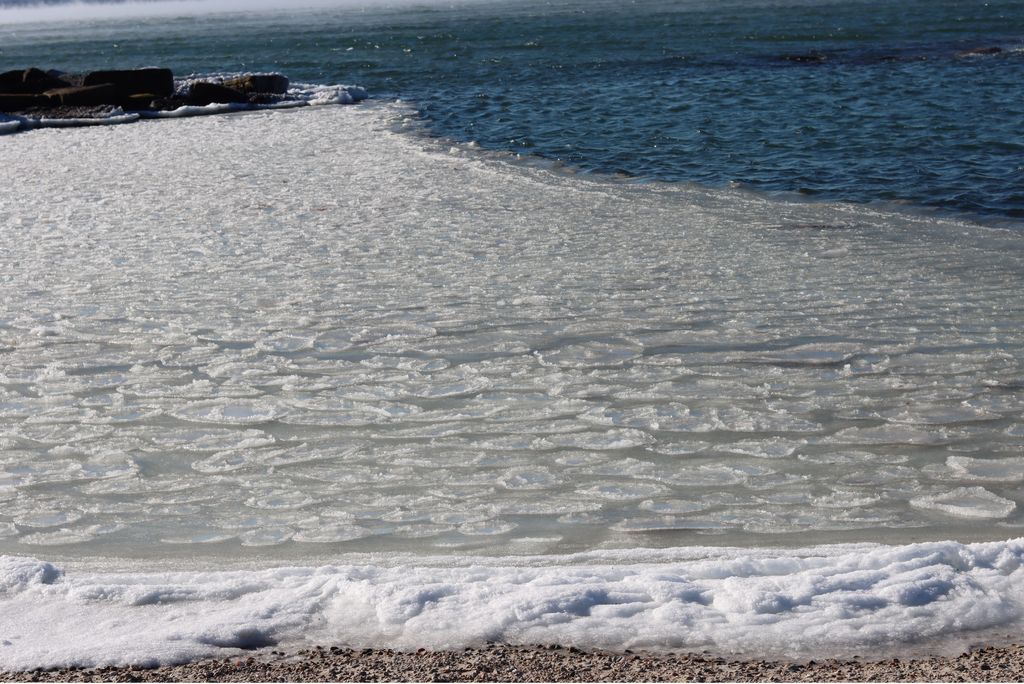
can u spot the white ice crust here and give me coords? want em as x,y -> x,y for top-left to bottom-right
1,79 -> 1024,672
2,539 -> 1024,670
0,103 -> 1023,556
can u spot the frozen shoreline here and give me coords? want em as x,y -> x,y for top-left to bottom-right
2,538 -> 1024,671
2,102 -> 1024,674
0,80 -> 367,134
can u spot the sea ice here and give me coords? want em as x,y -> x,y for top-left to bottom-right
0,100 -> 1021,555
910,487 -> 1017,519
946,455 -> 1024,482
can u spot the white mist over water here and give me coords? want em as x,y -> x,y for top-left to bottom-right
0,102 -> 1023,667
0,0 -> 499,24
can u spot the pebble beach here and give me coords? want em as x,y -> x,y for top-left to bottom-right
3,644 -> 1024,683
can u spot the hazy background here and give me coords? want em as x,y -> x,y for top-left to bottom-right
0,0 -> 472,23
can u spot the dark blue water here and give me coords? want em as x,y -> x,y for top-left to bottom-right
2,0 -> 1023,219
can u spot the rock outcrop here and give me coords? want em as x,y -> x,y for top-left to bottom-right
0,67 -> 71,94
82,68 -> 174,97
0,67 -> 365,131
46,84 -> 119,107
188,81 -> 248,105
222,74 -> 289,94
0,93 -> 50,109
0,67 -> 303,115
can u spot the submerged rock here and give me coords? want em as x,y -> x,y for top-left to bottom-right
955,46 -> 1003,58
779,51 -> 828,64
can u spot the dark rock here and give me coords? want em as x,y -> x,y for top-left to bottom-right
188,81 -> 248,105
223,73 -> 289,94
123,93 -> 157,110
151,95 -> 189,111
0,92 -> 50,111
83,68 -> 174,97
46,84 -> 118,107
23,67 -> 71,92
0,67 -> 71,94
51,70 -> 86,87
248,92 -> 287,105
0,69 -> 22,90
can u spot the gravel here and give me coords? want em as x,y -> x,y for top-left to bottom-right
2,643 -> 1023,682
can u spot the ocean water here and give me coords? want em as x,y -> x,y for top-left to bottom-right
1,0 -> 1024,671
2,0 -> 1024,219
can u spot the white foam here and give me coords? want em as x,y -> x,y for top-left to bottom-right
2,539 -> 1024,669
137,83 -> 367,120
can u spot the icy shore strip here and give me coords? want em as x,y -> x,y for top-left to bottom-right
2,538 -> 1023,671
0,82 -> 367,133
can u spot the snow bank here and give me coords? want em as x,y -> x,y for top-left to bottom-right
2,539 -> 1023,670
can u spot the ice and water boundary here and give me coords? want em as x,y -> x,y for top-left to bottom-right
3,73 -> 1019,231
3,86 -> 1024,671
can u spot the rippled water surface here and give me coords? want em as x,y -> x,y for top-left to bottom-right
2,0 -> 1024,218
